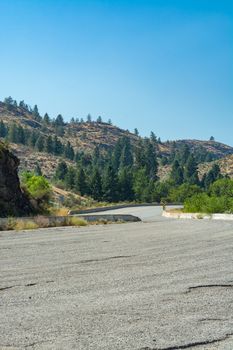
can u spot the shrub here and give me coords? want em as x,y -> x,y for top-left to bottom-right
169,184 -> 202,203
209,178 -> 233,197
14,220 -> 39,231
66,217 -> 87,226
184,193 -> 233,214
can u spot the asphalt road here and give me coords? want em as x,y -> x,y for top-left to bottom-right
1,206 -> 233,350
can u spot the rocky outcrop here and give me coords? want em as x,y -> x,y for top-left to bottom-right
0,142 -> 32,217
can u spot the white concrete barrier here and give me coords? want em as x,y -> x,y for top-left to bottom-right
163,210 -> 233,221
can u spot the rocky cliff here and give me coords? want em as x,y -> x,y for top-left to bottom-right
0,142 -> 32,217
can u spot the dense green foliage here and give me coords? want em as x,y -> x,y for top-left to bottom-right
21,172 -> 52,212
184,178 -> 233,214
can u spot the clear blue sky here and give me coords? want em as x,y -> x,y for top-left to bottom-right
0,0 -> 232,144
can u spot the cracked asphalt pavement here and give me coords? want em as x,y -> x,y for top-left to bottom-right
0,206 -> 233,349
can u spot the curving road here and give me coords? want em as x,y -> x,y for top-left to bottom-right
0,206 -> 233,349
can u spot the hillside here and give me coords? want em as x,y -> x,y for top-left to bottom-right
0,99 -> 232,179
198,154 -> 233,179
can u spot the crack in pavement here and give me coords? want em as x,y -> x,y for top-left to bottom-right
0,285 -> 15,291
79,255 -> 133,263
185,284 -> 233,294
140,332 -> 233,349
198,318 -> 227,322
0,281 -> 54,291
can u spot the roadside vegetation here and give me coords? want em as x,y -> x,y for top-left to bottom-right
183,178 -> 233,214
0,216 -> 87,231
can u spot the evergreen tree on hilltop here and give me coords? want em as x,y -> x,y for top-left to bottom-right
55,114 -> 64,126
43,113 -> 50,124
97,116 -> 102,123
102,165 -> 119,202
150,131 -> 157,144
86,114 -> 92,123
32,105 -> 41,121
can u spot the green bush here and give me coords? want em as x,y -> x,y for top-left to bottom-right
169,184 -> 202,203
184,193 -> 233,214
22,174 -> 51,199
209,178 -> 233,197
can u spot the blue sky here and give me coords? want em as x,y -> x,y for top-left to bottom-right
0,0 -> 232,144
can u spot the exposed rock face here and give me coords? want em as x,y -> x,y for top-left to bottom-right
0,142 -> 32,217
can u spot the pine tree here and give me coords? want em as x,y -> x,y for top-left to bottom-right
204,164 -> 221,189
144,139 -> 158,180
133,167 -> 150,202
112,138 -> 124,170
150,131 -> 157,143
17,125 -> 26,144
184,154 -> 199,185
118,167 -> 134,201
55,161 -> 68,180
170,160 -> 184,185
8,123 -> 18,143
134,128 -> 139,136
102,165 -> 119,202
43,113 -> 50,124
53,136 -> 63,155
75,168 -> 88,195
28,130 -> 38,148
45,136 -> 53,153
90,167 -> 102,200
35,135 -> 45,152
87,114 -> 92,123
0,121 -> 7,137
97,116 -> 102,123
64,141 -> 74,160
32,105 -> 41,121
55,114 -> 64,126
120,137 -> 133,168
64,167 -> 76,189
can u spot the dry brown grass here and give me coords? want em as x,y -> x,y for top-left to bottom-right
66,217 -> 87,226
14,220 -> 39,231
53,207 -> 70,216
